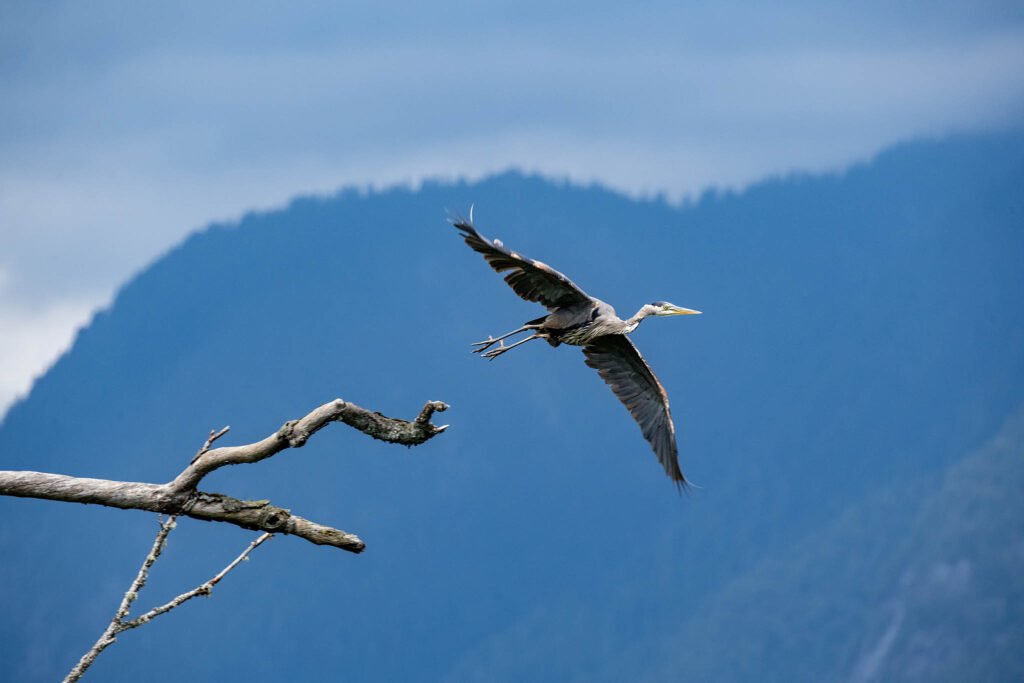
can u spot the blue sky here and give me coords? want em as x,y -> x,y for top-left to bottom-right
1,1 -> 1022,415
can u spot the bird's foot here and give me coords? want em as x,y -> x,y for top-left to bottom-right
481,343 -> 509,360
471,336 -> 500,353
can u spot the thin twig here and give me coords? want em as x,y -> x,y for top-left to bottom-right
63,516 -> 178,683
121,532 -> 273,630
65,523 -> 273,682
191,426 -> 230,464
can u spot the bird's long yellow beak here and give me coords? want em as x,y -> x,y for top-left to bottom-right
670,306 -> 702,315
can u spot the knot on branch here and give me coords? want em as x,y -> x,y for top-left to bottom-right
258,505 -> 291,532
278,420 -> 311,448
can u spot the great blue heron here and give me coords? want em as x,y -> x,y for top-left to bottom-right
452,213 -> 701,487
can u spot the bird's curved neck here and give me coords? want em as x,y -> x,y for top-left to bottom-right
624,307 -> 652,334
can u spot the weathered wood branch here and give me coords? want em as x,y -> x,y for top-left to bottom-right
64,517 -> 273,683
169,398 -> 449,491
0,471 -> 366,551
0,398 -> 449,553
64,516 -> 179,683
120,529 -> 273,631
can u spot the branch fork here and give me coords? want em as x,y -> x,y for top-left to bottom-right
1,397 -> 449,682
0,398 -> 450,553
63,516 -> 273,683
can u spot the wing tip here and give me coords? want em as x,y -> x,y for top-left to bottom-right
671,471 -> 699,495
447,204 -> 476,230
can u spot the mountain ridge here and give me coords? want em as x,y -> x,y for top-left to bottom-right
1,130 -> 1021,681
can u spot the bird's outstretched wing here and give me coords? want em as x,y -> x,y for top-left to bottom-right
452,217 -> 592,310
583,335 -> 686,487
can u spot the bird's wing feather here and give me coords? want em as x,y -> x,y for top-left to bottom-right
582,335 -> 686,486
452,219 -> 592,310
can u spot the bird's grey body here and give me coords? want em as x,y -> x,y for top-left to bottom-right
543,298 -> 666,344
452,215 -> 701,488
542,299 -> 612,344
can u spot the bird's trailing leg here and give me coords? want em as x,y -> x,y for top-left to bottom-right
472,324 -> 542,354
480,333 -> 545,360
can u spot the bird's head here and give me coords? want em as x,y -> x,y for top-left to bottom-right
647,301 -> 702,317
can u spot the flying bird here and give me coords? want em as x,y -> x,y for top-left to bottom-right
452,212 -> 701,487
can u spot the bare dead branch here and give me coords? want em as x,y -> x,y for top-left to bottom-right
113,516 -> 178,625
64,516 -> 178,683
183,491 -> 365,552
0,471 -> 365,551
191,426 -> 230,464
3,397 -> 449,682
0,397 -> 448,553
416,400 -> 450,428
121,531 -> 273,630
170,398 -> 449,492
64,519 -> 273,682
0,471 -> 168,508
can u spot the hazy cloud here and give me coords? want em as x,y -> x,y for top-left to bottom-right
1,2 -> 1022,414
0,270 -> 97,414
